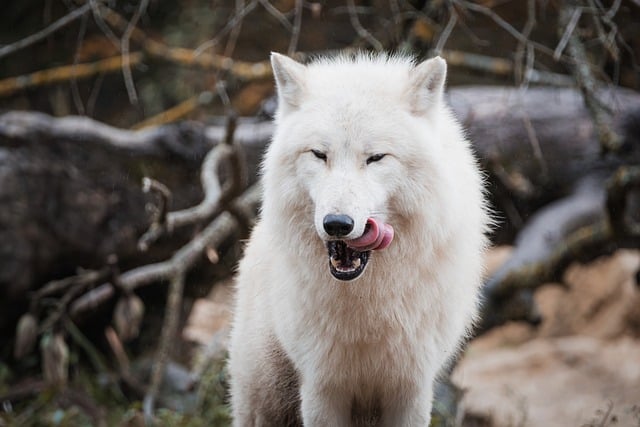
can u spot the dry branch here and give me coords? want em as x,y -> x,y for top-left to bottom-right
440,50 -> 574,86
120,0 -> 150,104
347,0 -> 384,51
0,53 -> 144,98
98,5 -> 272,81
137,142 -> 232,250
0,3 -> 93,60
144,273 -> 185,422
558,1 -> 622,153
453,0 -> 558,59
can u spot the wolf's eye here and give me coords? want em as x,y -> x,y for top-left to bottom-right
366,154 -> 386,165
311,150 -> 327,162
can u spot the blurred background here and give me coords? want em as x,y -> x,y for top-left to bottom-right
1,1 -> 639,426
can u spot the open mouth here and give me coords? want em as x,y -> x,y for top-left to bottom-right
325,218 -> 394,282
327,240 -> 370,281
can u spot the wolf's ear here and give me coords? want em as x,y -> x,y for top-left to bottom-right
271,52 -> 306,111
408,56 -> 447,115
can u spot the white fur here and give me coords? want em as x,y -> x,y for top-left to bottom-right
228,52 -> 489,426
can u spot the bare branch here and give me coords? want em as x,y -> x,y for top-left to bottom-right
347,0 -> 383,51
224,0 -> 246,57
144,272 -> 185,421
0,53 -> 144,98
514,0 -> 536,85
165,144 -> 234,229
440,50 -> 574,86
121,0 -> 150,105
259,0 -> 293,31
454,0 -> 558,59
100,5 -> 273,81
433,9 -> 457,55
554,7 -> 581,60
70,13 -> 90,115
0,3 -> 92,60
132,91 -> 215,130
288,0 -> 304,55
89,0 -> 121,49
558,1 -> 622,153
193,0 -> 259,56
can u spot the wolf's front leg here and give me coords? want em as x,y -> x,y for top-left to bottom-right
380,386 -> 434,427
299,381 -> 351,427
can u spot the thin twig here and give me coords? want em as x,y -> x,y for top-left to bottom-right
259,0 -> 293,31
34,268 -> 109,300
89,0 -> 121,49
64,318 -> 109,373
132,91 -> 215,130
440,49 -> 574,86
521,113 -> 548,179
86,71 -> 105,116
224,0 -> 246,57
0,2 -> 92,60
433,9 -> 457,55
514,0 -> 536,85
193,0 -> 259,56
99,5 -> 272,81
121,0 -> 150,105
70,12 -> 89,115
455,0 -> 558,59
288,0 -> 304,55
554,7 -> 581,60
559,2 -> 622,153
0,53 -> 144,97
389,0 -> 403,45
347,0 -> 384,51
143,272 -> 185,422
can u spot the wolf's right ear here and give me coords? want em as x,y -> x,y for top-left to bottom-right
271,52 -> 307,111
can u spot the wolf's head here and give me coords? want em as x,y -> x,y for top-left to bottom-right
262,52 -> 468,282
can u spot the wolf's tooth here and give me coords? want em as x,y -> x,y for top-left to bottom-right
353,258 -> 361,268
330,257 -> 340,269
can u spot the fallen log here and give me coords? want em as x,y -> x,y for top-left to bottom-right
1,86 -> 639,331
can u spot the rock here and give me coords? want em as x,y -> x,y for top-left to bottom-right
453,251 -> 640,426
453,336 -> 640,427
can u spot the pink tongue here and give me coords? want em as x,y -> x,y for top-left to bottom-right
346,218 -> 394,251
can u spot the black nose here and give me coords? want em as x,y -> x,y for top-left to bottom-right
323,214 -> 354,237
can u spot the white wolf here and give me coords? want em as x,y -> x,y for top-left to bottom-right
228,52 -> 489,426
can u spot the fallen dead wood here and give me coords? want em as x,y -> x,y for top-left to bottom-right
0,111 -> 270,326
1,86 -> 639,331
479,166 -> 640,332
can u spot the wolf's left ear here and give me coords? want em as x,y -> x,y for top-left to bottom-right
408,56 -> 447,115
271,52 -> 306,111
